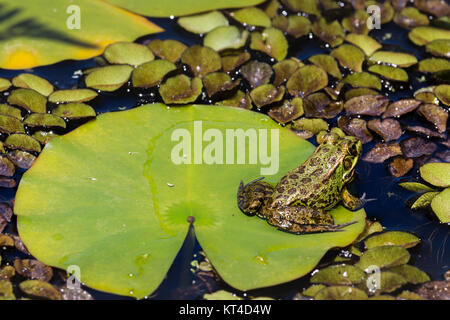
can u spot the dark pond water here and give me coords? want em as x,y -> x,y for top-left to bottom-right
0,16 -> 448,300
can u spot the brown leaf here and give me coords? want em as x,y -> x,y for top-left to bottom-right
240,61 -> 273,88
303,93 -> 343,119
345,95 -> 389,116
0,156 -> 15,177
338,116 -> 373,143
362,143 -> 403,163
0,177 -> 16,188
0,202 -> 12,233
10,234 -> 31,255
436,150 -> 450,162
406,126 -> 446,139
417,104 -> 448,133
367,119 -> 402,142
416,280 -> 450,300
382,99 -> 422,118
14,259 -> 53,282
401,137 -> 437,158
388,157 -> 414,177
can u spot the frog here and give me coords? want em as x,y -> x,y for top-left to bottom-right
237,132 -> 363,234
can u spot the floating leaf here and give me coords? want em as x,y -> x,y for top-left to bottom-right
204,26 -> 249,52
420,163 -> 450,188
0,234 -> 14,247
312,18 -> 345,47
345,33 -> 382,56
0,104 -> 22,120
24,113 -> 66,129
273,59 -> 303,86
159,75 -> 203,104
372,271 -> 408,294
178,11 -> 229,34
368,51 -> 418,68
215,90 -> 252,109
250,27 -> 288,61
48,89 -> 98,104
0,266 -> 15,281
52,103 -> 96,120
308,55 -> 342,80
12,74 -> 54,97
230,7 -> 271,27
14,259 -> 53,282
7,89 -> 47,113
85,65 -> 133,92
8,150 -> 36,169
356,220 -> 384,242
281,0 -> 320,15
0,156 -> 15,178
274,15 -> 311,39
286,65 -> 328,97
343,72 -> 381,90
414,87 -> 439,105
368,65 -> 409,82
435,85 -> 450,106
291,118 -> 329,134
397,290 -> 425,300
406,126 -> 445,139
426,39 -> 450,58
418,58 -> 450,73
364,231 -> 420,249
431,188 -> 450,223
19,280 -> 61,300
389,157 -> 414,178
0,78 -> 11,92
356,246 -> 410,272
302,284 -> 325,297
103,42 -> 154,66
202,73 -> 240,97
181,45 -> 222,77
0,115 -> 25,134
415,0 -> 450,18
249,84 -> 285,108
390,265 -> 430,284
331,44 -> 365,72
399,182 -> 435,193
15,104 -> 365,297
311,264 -> 365,285
240,61 -> 273,88
344,95 -> 389,116
5,134 -> 41,153
147,40 -> 187,63
0,280 -> 15,300
132,60 -> 177,88
204,290 -> 242,300
382,99 -> 421,119
0,0 -> 162,69
367,119 -> 402,142
268,98 -> 304,124
222,52 -> 251,73
401,137 -> 437,158
342,10 -> 370,35
337,117 -> 373,144
362,143 -> 402,163
394,7 -> 429,29
408,26 -> 450,46
314,286 -> 368,300
32,131 -> 58,145
303,93 -> 343,119
417,104 -> 448,133
344,88 -> 379,100
411,192 -> 440,210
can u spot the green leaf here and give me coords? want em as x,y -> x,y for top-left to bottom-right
431,188 -> 450,223
203,26 -> 249,52
15,104 -> 365,298
314,286 -> 368,300
310,264 -> 366,285
178,11 -> 229,34
399,182 -> 436,193
0,0 -> 163,69
411,192 -> 439,210
85,65 -> 134,92
356,246 -> 410,272
420,163 -> 450,188
364,231 -> 420,249
390,265 -> 430,284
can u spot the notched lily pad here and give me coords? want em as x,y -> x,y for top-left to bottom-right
14,259 -> 53,282
230,7 -> 271,27
388,157 -> 414,178
181,45 -> 222,77
85,65 -> 133,92
132,60 -> 177,88
204,26 -> 249,52
147,39 -> 187,63
304,93 -> 343,119
345,33 -> 382,56
250,27 -> 288,61
382,99 -> 421,118
343,72 -> 381,90
417,104 -> 448,133
24,113 -> 66,129
12,73 -> 54,97
308,55 -> 342,80
434,85 -> 450,106
363,143 -> 403,163
367,119 -> 402,142
314,286 -> 368,300
222,52 -> 251,72
19,280 -> 61,300
7,88 -> 47,113
104,42 -> 154,66
286,65 -> 328,98
178,11 -> 229,34
370,271 -> 408,294
250,84 -> 285,108
267,98 -> 304,124
311,264 -> 365,285
159,75 -> 203,104
364,231 -> 420,249
431,188 -> 450,223
312,18 -> 345,47
420,163 -> 450,188
338,117 -> 373,144
240,61 -> 273,88
368,65 -> 409,82
356,246 -> 410,271
331,44 -> 365,72
51,103 -> 96,120
345,95 -> 389,116
273,58 -> 303,86
48,89 -> 98,104
401,137 -> 437,158
202,72 -> 240,97
5,134 -> 41,153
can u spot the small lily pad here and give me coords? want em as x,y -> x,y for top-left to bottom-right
401,137 -> 437,158
342,10 -> 370,35
273,58 -> 303,86
367,119 -> 402,142
331,44 -> 365,72
14,259 -> 53,282
417,104 -> 448,133
414,87 -> 439,104
382,99 -> 422,118
364,231 -> 420,249
132,60 -> 177,88
0,115 -> 25,134
204,26 -> 249,52
344,95 -> 389,116
389,157 -> 414,178
394,7 -> 429,30
286,65 -> 328,97
274,15 -> 311,39
390,265 -> 430,284
250,27 -> 288,61
202,72 -> 240,97
302,284 -> 325,297
215,90 -> 252,109
356,246 -> 410,272
12,74 -> 54,96
308,55 -> 342,80
344,88 -> 379,100
343,72 -> 381,90
345,33 -> 382,56
240,61 -> 273,88
368,65 -> 409,82
159,75 -> 203,104
304,93 -> 343,119
408,26 -> 450,46
267,98 -> 304,124
368,51 -> 418,68
19,280 -> 61,300
48,89 -> 98,103
420,163 -> 450,188
250,84 -> 285,108
0,156 -> 15,177
314,286 -> 368,300
312,18 -> 345,47
362,143 -> 403,163
24,113 -> 66,129
147,39 -> 187,63
7,89 -> 47,113
0,280 -> 15,300
311,264 -> 366,285
418,58 -> 450,73
411,192 -> 440,210
0,104 -> 22,120
0,78 -> 11,92
435,84 -> 450,106
178,11 -> 229,34
230,7 -> 271,27
104,42 -> 154,66
291,118 -> 329,134
406,126 -> 446,139
281,0 -> 320,15
431,188 -> 450,223
5,134 -> 41,153
85,65 -> 133,92
399,182 -> 436,193
371,271 -> 408,294
222,52 -> 251,72
7,150 -> 36,169
426,39 -> 450,58
338,117 -> 373,144
32,131 -> 58,145
51,103 -> 96,120
181,45 -> 222,77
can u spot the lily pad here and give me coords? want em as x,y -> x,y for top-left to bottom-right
286,65 -> 328,97
12,74 -> 54,97
364,231 -> 420,249
0,280 -> 15,300
394,7 -> 429,30
390,265 -> 430,284
250,27 -> 288,61
312,19 -> 345,47
0,78 -> 11,92
24,113 -> 66,129
314,286 -> 368,300
103,42 -> 154,66
411,192 -> 440,210
51,103 -> 96,120
418,58 -> 450,73
417,104 -> 448,133
215,91 -> 252,109
204,26 -> 249,52
178,11 -> 229,34
337,117 -> 373,144
181,45 -> 222,77
267,98 -> 304,124
388,157 -> 414,178
274,15 -> 311,39
159,75 -> 203,104
147,40 -> 187,63
431,188 -> 450,223
48,89 -> 98,104
7,89 -> 47,114
5,134 -> 41,153
426,39 -> 450,58
368,51 -> 418,68
311,264 -> 366,285
435,85 -> 450,106
132,60 -> 177,88
345,34 -> 382,57
401,137 -> 437,158
19,280 -> 61,300
362,143 -> 403,163
273,59 -> 303,86
368,65 -> 409,82
0,104 -> 22,120
308,55 -> 342,80
342,10 -> 370,35
85,65 -> 133,92
356,246 -> 410,272
408,26 -> 450,46
331,44 -> 365,72
14,259 -> 53,282
291,118 -> 329,134
240,61 -> 273,88
367,119 -> 402,142
230,7 -> 271,27
420,163 -> 450,188
0,115 -> 25,134
343,72 -> 381,90
344,95 -> 389,116
222,52 -> 251,73
303,93 -> 343,119
14,104 -> 365,297
202,73 -> 240,97
382,99 -> 422,119
250,84 -> 285,108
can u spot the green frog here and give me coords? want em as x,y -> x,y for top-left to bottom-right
237,132 -> 363,234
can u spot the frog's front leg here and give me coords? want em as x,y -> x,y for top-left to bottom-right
237,178 -> 274,217
341,186 -> 366,210
267,206 -> 356,234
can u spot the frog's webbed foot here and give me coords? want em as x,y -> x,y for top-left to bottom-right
341,187 -> 375,211
237,178 -> 274,217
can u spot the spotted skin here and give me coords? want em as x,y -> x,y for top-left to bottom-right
237,133 -> 363,234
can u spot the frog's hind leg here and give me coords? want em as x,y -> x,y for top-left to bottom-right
237,178 -> 274,217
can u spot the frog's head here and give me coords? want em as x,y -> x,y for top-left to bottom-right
338,136 -> 362,183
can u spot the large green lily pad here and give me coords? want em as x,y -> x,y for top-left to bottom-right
15,104 -> 365,298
